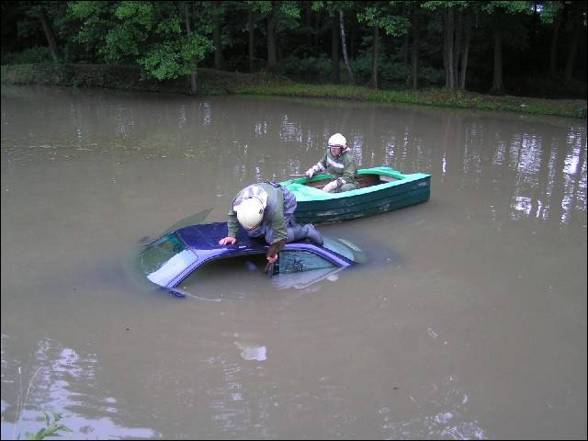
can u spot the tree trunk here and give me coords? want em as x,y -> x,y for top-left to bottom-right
549,11 -> 561,76
184,2 -> 197,94
564,12 -> 581,83
304,1 -> 313,48
349,16 -> 356,61
248,9 -> 255,72
491,28 -> 504,94
213,1 -> 223,70
411,11 -> 420,89
267,2 -> 277,71
313,10 -> 321,48
459,13 -> 471,90
400,33 -> 409,66
443,8 -> 455,89
339,10 -> 354,83
453,10 -> 462,88
277,34 -> 283,62
369,25 -> 379,89
331,15 -> 340,83
38,7 -> 59,62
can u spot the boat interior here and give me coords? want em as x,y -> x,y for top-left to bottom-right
303,173 -> 397,189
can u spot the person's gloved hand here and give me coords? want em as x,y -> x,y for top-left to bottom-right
305,167 -> 315,179
321,180 -> 339,193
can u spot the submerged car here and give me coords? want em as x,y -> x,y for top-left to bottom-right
137,221 -> 364,295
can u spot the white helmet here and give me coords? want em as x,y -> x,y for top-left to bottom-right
328,133 -> 347,148
235,197 -> 264,230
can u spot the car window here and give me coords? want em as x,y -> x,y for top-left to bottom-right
278,250 -> 335,273
272,266 -> 342,290
139,233 -> 197,287
321,237 -> 365,263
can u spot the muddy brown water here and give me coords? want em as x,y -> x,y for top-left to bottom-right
1,85 -> 586,439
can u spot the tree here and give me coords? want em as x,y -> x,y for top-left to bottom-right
312,1 -> 355,83
68,1 -> 213,81
330,12 -> 340,82
481,1 -> 533,95
249,1 -> 300,71
409,3 -> 424,89
422,1 -> 476,91
247,5 -> 256,72
183,1 -> 197,93
8,1 -> 68,62
544,1 -> 564,76
563,0 -> 586,84
211,1 -> 224,70
37,4 -> 60,61
357,2 -> 409,90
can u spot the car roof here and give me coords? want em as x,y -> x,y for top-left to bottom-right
177,222 -> 355,266
142,222 -> 356,290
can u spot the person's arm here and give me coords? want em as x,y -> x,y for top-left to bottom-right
305,154 -> 328,178
219,199 -> 240,246
266,239 -> 286,262
226,208 -> 239,238
268,196 -> 288,245
338,153 -> 356,186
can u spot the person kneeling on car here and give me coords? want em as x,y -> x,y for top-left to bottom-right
218,182 -> 323,267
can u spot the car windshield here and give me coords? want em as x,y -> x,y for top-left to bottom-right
321,237 -> 365,263
138,233 -> 198,287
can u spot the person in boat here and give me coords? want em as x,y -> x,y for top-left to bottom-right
219,182 -> 323,266
305,133 -> 358,193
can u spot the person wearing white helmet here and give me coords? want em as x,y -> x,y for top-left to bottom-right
219,182 -> 323,266
305,133 -> 357,193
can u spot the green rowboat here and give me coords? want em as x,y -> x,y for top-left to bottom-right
281,166 -> 431,224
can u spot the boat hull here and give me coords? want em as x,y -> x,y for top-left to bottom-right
281,167 -> 431,224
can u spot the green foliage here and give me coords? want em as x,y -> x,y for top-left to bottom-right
279,1 -> 302,19
249,1 -> 273,15
417,66 -> 445,87
248,1 -> 301,32
481,1 -> 533,14
350,52 -> 443,88
357,4 -> 409,37
2,0 -> 586,98
67,1 -> 118,58
102,21 -> 146,61
535,1 -> 562,24
278,54 -> 334,82
311,1 -> 355,13
139,34 -> 212,80
114,1 -> 154,28
67,1 -> 213,80
275,48 -> 445,88
421,1 -> 471,11
25,412 -> 72,440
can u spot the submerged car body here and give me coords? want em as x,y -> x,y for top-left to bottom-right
137,222 -> 364,293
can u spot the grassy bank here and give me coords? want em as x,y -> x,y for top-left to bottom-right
0,63 -> 272,95
2,63 -> 586,119
233,82 -> 587,119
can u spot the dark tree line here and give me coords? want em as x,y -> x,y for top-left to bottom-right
1,1 -> 586,97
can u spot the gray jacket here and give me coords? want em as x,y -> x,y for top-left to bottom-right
227,183 -> 297,244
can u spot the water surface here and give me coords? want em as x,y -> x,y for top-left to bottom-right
1,85 -> 586,439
